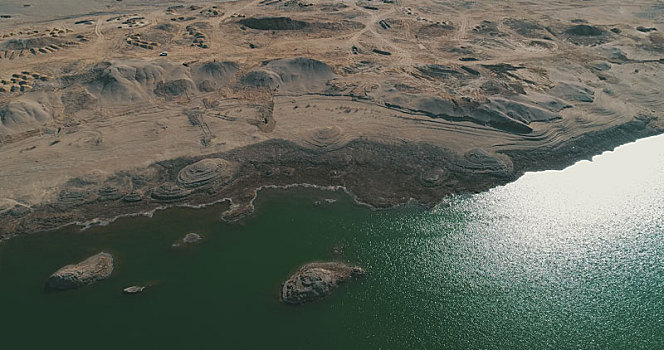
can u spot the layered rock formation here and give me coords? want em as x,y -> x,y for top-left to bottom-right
176,158 -> 237,188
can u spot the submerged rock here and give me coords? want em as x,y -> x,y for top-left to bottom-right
172,232 -> 203,247
281,262 -> 364,305
313,198 -> 337,207
123,285 -> 146,294
46,252 -> 114,290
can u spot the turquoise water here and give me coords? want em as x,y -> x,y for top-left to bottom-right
0,135 -> 663,349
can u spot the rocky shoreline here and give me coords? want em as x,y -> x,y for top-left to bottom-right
1,0 -> 663,240
1,115 -> 661,240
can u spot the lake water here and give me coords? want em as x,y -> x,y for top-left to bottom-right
0,135 -> 663,349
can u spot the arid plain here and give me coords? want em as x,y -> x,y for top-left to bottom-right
1,0 -> 663,237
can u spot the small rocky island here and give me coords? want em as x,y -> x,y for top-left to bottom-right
46,252 -> 114,290
123,285 -> 146,294
172,232 -> 203,247
281,262 -> 365,305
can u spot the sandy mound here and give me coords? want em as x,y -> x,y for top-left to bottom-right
57,59 -> 239,104
1,37 -> 64,50
0,99 -> 52,138
85,60 -> 191,103
242,57 -> 335,93
153,79 -> 197,98
190,61 -> 238,92
241,70 -> 281,90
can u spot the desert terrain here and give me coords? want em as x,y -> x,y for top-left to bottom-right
0,0 -> 663,237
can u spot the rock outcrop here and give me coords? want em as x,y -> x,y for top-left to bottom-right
239,17 -> 309,31
382,91 -> 562,134
122,191 -> 143,202
151,183 -> 191,201
305,126 -> 347,150
419,168 -> 447,187
176,158 -> 237,188
281,262 -> 364,305
46,252 -> 114,290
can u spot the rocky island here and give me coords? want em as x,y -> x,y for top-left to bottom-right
0,0 -> 663,237
172,232 -> 203,247
123,285 -> 146,294
46,252 -> 114,290
281,262 -> 365,305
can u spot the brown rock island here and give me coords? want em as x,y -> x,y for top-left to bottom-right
281,262 -> 365,305
46,252 -> 114,290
